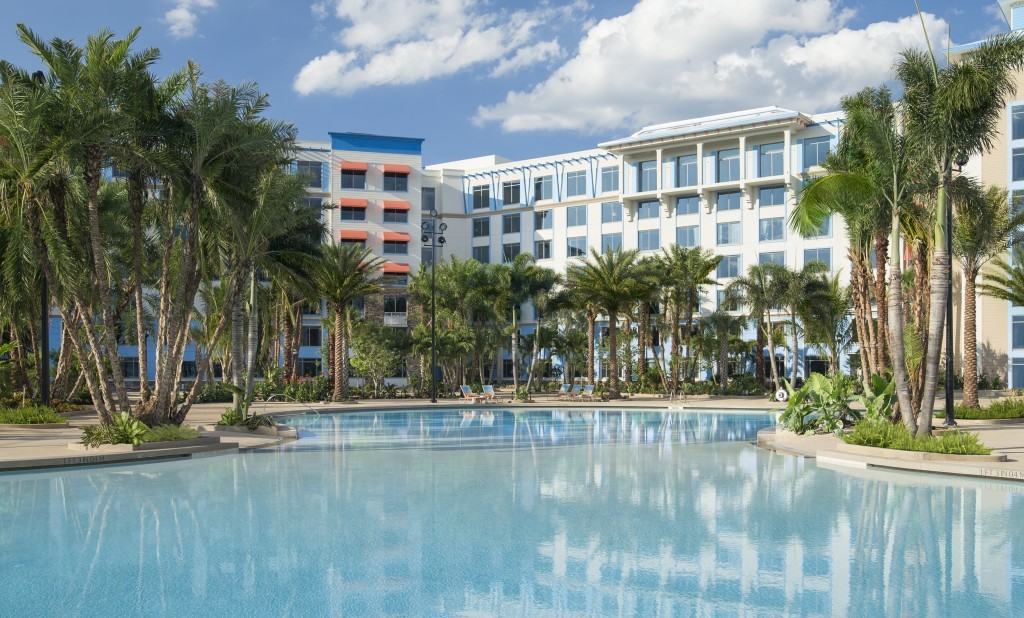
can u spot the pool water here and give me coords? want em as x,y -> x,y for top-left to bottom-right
1,408 -> 1022,616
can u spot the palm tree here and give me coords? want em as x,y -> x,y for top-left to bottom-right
897,31 -> 1024,434
953,181 -> 1024,407
314,244 -> 383,401
702,311 -> 743,388
727,263 -> 786,391
657,246 -> 719,389
776,263 -> 829,385
800,274 -> 854,375
567,248 -> 649,398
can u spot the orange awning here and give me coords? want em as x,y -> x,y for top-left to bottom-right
382,163 -> 411,174
382,262 -> 411,274
338,198 -> 368,208
340,161 -> 369,171
339,230 -> 368,241
383,200 -> 411,211
382,231 -> 411,242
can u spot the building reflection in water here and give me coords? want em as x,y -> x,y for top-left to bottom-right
0,408 -> 1021,616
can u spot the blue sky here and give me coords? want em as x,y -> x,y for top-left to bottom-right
0,1 -> 1006,164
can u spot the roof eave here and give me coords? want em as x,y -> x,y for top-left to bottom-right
599,115 -> 812,154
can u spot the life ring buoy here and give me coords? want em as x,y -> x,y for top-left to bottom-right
775,389 -> 789,402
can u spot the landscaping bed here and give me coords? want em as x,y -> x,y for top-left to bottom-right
954,398 -> 1024,420
0,405 -> 69,427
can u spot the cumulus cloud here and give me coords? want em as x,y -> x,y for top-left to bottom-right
294,0 -> 584,95
165,0 -> 217,39
474,0 -> 948,133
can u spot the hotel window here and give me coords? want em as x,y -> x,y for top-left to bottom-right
534,240 -> 552,260
803,137 -> 831,170
303,301 -> 321,315
341,169 -> 365,189
472,245 -> 490,263
503,243 -> 521,263
472,185 -> 490,209
534,210 -> 552,230
121,358 -> 140,380
340,207 -> 366,221
760,186 -> 786,207
384,295 -> 407,315
298,358 -> 322,377
1014,316 -> 1024,349
601,166 -> 619,192
421,187 -> 436,212
1014,358 -> 1024,389
340,238 -> 365,249
1014,149 -> 1024,181
502,213 -> 520,234
718,290 -> 739,311
758,142 -> 784,177
637,200 -> 659,219
717,148 -> 740,182
806,214 -> 831,238
300,326 -> 322,347
567,236 -> 587,258
717,255 -> 741,278
638,229 -> 660,251
677,196 -> 700,215
383,240 -> 408,255
383,208 -> 408,223
502,180 -> 521,206
566,170 -> 587,197
759,217 -> 784,241
601,201 -> 622,223
383,171 -> 408,192
472,217 -> 490,237
638,160 -> 657,191
717,191 -> 741,211
296,160 -> 322,188
534,175 -> 553,201
804,248 -> 832,269
717,221 -> 741,245
566,204 -> 587,227
759,251 -> 785,265
601,233 -> 622,253
1014,106 -> 1024,141
302,197 -> 323,211
676,225 -> 698,247
677,155 -> 698,187
180,361 -> 197,379
422,247 -> 434,265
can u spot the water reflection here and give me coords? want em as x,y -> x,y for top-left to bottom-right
0,409 -> 1022,617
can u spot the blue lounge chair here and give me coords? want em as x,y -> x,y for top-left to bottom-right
481,385 -> 498,402
460,385 -> 484,403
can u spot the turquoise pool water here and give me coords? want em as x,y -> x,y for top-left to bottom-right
1,408 -> 1022,616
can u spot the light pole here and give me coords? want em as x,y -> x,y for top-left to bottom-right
421,211 -> 446,403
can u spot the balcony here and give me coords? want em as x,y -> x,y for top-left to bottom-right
383,312 -> 408,327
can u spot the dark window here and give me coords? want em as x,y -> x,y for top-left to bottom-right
472,185 -> 490,209
534,210 -> 552,230
384,296 -> 407,314
473,217 -> 490,237
677,155 -> 698,186
534,176 -> 553,201
180,360 -> 197,379
298,358 -> 322,377
567,236 -> 587,258
503,243 -> 521,263
637,200 -> 659,219
301,326 -> 322,347
383,241 -> 408,255
534,240 -> 551,259
341,170 -> 365,189
472,246 -> 490,263
502,213 -> 520,234
601,166 -> 619,192
383,172 -> 408,192
296,160 -> 322,188
638,160 -> 657,192
502,181 -> 521,206
340,207 -> 366,221
121,358 -> 140,380
421,187 -> 436,212
803,137 -> 831,169
382,273 -> 408,287
383,209 -> 408,223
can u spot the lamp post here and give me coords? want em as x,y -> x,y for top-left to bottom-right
421,211 -> 446,403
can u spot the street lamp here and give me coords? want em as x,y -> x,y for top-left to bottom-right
421,210 -> 446,403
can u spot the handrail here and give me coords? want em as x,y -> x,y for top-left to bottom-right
257,393 -> 322,417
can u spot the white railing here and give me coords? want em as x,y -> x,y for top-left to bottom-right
383,312 -> 408,327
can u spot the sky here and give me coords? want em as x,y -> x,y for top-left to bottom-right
0,0 -> 1008,165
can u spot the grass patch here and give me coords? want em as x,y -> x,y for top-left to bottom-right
843,418 -> 991,455
0,405 -> 66,424
142,424 -> 200,443
955,398 -> 1024,420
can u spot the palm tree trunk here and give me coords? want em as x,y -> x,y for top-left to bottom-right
586,310 -> 596,385
607,309 -> 620,397
525,318 -> 541,394
332,305 -> 346,401
919,181 -> 952,437
623,315 -> 633,386
874,231 -> 890,371
719,337 -> 729,388
243,269 -> 258,403
638,304 -> 648,380
962,266 -> 980,408
755,326 -> 765,384
128,170 -> 150,402
282,303 -> 294,380
764,312 -> 781,392
511,306 -> 519,392
230,274 -> 246,410
888,204 -> 916,433
789,310 -> 799,385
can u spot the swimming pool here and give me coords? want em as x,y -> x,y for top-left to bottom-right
1,408 -> 1021,616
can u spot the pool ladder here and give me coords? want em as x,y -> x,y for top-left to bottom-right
257,393 -> 323,417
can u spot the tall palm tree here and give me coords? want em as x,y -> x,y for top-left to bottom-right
953,181 -> 1024,407
897,32 -> 1024,434
776,263 -> 829,385
727,263 -> 786,392
800,273 -> 854,375
702,311 -> 743,388
657,246 -> 719,389
567,248 -> 649,398
314,244 -> 382,401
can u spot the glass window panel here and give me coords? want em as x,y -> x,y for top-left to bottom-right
566,205 -> 587,227
677,155 -> 698,187
758,142 -> 784,177
676,226 -> 698,247
601,201 -> 622,223
601,233 -> 622,253
717,149 -> 740,182
759,217 -> 784,241
638,160 -> 658,191
759,186 -> 785,207
717,191 -> 741,211
637,200 -> 659,219
638,229 -> 660,251
601,167 -> 619,192
567,236 -> 587,258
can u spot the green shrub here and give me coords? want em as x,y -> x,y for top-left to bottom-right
722,374 -> 768,396
194,382 -> 233,403
954,398 -> 1024,420
857,374 -> 896,421
282,376 -> 330,402
780,373 -> 859,434
679,382 -> 716,396
80,412 -> 149,448
217,408 -> 275,431
843,418 -> 991,455
0,405 -> 66,424
142,424 -> 200,443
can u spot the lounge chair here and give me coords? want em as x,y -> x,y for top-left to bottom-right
556,384 -> 571,399
577,384 -> 596,401
481,384 -> 498,402
565,384 -> 582,400
460,385 -> 484,404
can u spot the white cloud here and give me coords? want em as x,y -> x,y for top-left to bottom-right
165,0 -> 217,39
474,0 -> 948,133
294,0 -> 585,96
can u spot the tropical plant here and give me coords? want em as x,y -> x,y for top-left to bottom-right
657,246 -> 720,388
142,424 -> 199,443
0,405 -> 66,424
80,412 -> 149,447
842,417 -> 990,455
701,311 -> 743,388
857,374 -> 896,421
726,263 -> 787,392
779,373 -> 859,435
350,321 -> 409,398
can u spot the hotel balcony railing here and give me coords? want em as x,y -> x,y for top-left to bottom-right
383,312 -> 408,327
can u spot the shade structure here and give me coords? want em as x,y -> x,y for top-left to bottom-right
382,231 -> 411,242
339,230 -> 368,241
383,200 -> 411,211
340,161 -> 369,171
382,163 -> 411,174
338,198 -> 368,208
382,262 -> 411,274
